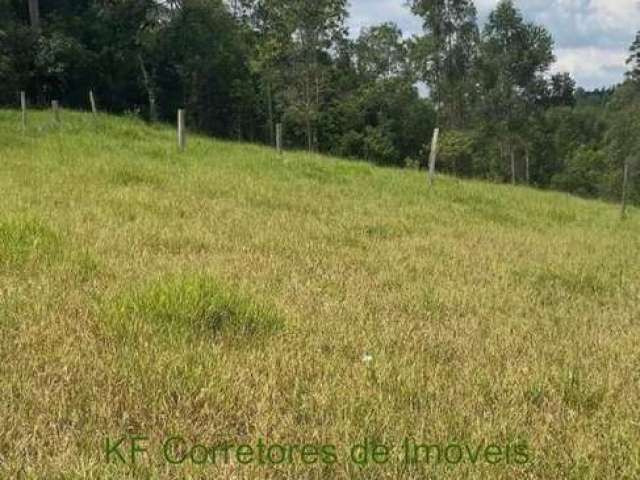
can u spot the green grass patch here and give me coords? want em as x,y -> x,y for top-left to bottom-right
0,216 -> 61,270
71,249 -> 101,283
107,275 -> 284,343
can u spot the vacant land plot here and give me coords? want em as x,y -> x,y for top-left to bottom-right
0,110 -> 639,479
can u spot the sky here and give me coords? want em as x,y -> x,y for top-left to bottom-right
347,0 -> 640,90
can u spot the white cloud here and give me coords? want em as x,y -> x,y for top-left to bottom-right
473,0 -> 639,87
552,46 -> 628,89
348,0 -> 421,37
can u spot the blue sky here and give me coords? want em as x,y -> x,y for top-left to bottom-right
348,0 -> 640,89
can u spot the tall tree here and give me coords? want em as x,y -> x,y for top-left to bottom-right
237,0 -> 296,145
355,23 -> 409,81
477,0 -> 553,183
283,0 -> 348,151
409,0 -> 479,128
151,0 -> 255,136
547,72 -> 576,107
135,0 -> 166,122
625,30 -> 640,83
608,81 -> 640,214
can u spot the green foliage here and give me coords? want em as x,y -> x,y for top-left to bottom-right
329,77 -> 435,166
477,0 -> 554,133
528,106 -> 607,187
336,130 -> 365,159
404,156 -> 421,169
362,126 -> 397,164
152,0 -> 255,137
551,147 -> 609,198
355,22 -> 409,81
605,81 -> 640,203
625,30 -> 640,83
409,0 -> 478,128
547,72 -> 576,107
607,82 -> 640,162
482,1 -> 554,87
438,130 -> 475,176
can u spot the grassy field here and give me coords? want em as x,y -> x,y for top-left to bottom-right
0,109 -> 639,479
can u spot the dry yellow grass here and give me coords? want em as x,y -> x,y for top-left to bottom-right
0,109 -> 639,479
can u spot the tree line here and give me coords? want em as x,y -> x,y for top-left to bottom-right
0,0 -> 638,205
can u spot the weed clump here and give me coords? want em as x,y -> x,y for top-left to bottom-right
110,275 -> 283,341
0,217 -> 60,269
561,369 -> 605,414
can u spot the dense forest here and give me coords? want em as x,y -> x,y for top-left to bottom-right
1,0 -> 638,204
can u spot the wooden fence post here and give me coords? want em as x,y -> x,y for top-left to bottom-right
51,100 -> 60,123
20,91 -> 26,130
177,109 -> 186,151
276,122 -> 282,154
89,90 -> 98,116
428,128 -> 440,186
621,159 -> 630,219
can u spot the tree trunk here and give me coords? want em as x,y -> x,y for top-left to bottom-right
305,71 -> 312,153
525,146 -> 530,184
266,78 -> 274,146
510,143 -> 516,185
306,114 -> 312,153
28,0 -> 40,31
138,54 -> 158,122
301,38 -> 313,153
314,72 -> 321,152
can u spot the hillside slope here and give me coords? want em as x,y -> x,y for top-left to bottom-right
1,110 -> 639,479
